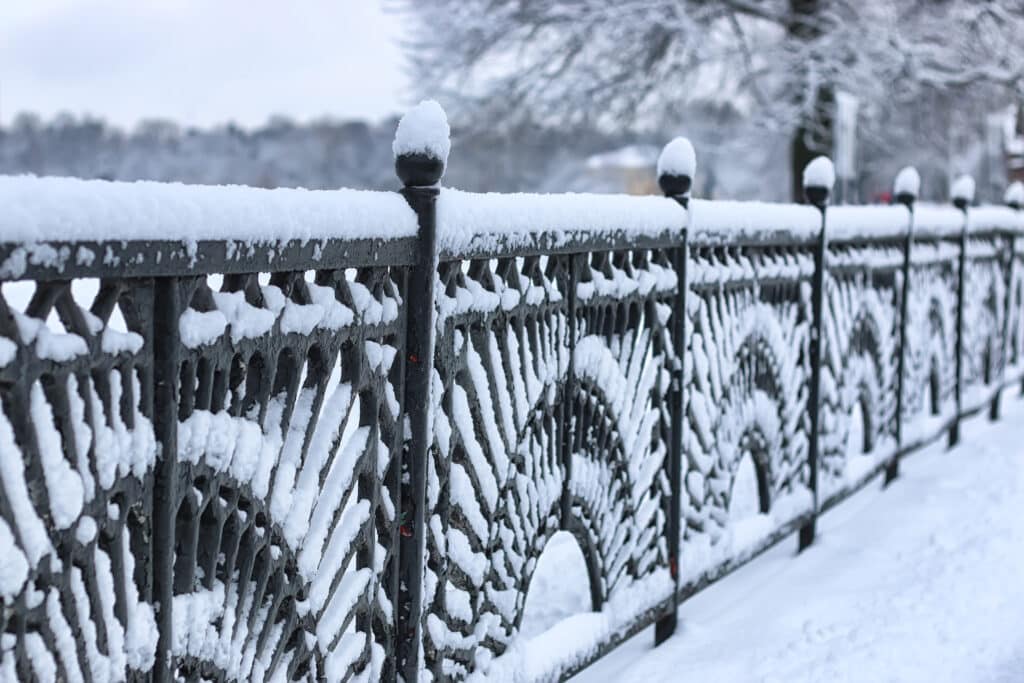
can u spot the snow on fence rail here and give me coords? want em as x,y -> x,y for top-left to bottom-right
2,101 -> 1024,683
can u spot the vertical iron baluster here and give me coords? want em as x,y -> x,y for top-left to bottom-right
1006,185 -> 1024,397
654,145 -> 692,645
655,238 -> 687,646
889,170 -> 918,484
150,276 -> 181,683
800,159 -> 831,551
993,185 -> 1021,419
993,231 -> 1014,420
395,149 -> 442,681
949,179 -> 971,446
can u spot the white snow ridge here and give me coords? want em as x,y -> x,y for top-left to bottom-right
392,99 -> 452,165
951,174 -> 976,204
802,156 -> 836,191
893,166 -> 921,199
0,176 -> 417,246
657,137 -> 697,180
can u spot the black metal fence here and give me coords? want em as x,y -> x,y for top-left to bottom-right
1,110 -> 1023,682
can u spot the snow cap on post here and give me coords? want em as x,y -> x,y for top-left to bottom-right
393,99 -> 451,187
802,156 -> 834,209
893,166 -> 920,207
657,137 -> 696,201
950,174 -> 975,210
1004,181 -> 1024,210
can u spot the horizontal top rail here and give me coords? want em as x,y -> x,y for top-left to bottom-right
0,175 -> 419,244
0,175 -> 420,280
3,185 -> 1024,284
435,188 -> 687,260
825,205 -> 911,242
913,203 -> 969,238
687,199 -> 822,246
827,204 -> 1024,243
967,205 -> 1024,233
0,235 -> 420,281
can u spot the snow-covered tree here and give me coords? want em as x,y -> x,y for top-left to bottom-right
397,0 -> 1024,199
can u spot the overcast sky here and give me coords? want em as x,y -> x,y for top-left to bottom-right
0,0 -> 409,129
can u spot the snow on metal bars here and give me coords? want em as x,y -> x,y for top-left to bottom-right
0,102 -> 1023,683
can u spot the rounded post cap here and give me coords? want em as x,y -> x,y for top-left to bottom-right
393,100 -> 450,187
802,156 -> 834,207
950,174 -> 975,210
658,174 -> 692,198
657,137 -> 696,198
395,153 -> 446,188
893,166 -> 920,206
1005,180 -> 1024,209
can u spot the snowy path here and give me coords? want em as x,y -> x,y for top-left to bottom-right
572,397 -> 1024,683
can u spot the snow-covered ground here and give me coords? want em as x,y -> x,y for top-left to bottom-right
565,395 -> 1024,682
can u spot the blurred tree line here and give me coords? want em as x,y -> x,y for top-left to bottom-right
0,97 -> 1007,203
0,111 -> 665,194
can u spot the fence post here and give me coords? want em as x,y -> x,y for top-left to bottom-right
949,175 -> 974,446
150,276 -> 181,683
394,102 -> 447,681
889,166 -> 919,484
654,137 -> 693,645
1006,182 -> 1024,396
993,226 -> 1014,421
799,156 -> 833,552
995,182 -> 1023,413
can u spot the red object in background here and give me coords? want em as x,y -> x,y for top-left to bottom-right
874,190 -> 892,205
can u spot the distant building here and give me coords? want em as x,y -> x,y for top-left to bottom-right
582,145 -> 660,194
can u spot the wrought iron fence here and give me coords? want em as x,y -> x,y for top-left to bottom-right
1,107 -> 1023,682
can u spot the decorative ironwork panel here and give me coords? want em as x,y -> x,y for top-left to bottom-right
421,245 -> 679,680
422,254 -> 570,680
681,241 -> 814,583
960,235 -> 1010,404
168,264 -> 407,681
819,240 -> 901,499
565,246 -> 677,649
903,238 -> 960,435
0,276 -> 159,680
0,250 -> 411,682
